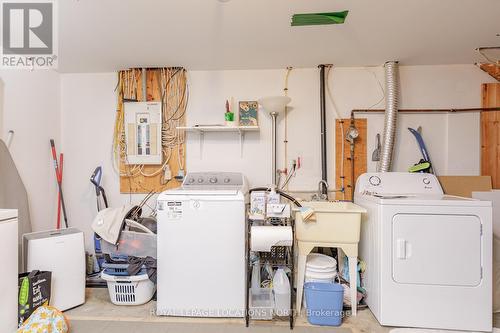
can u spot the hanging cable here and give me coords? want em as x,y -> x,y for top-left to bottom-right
112,67 -> 188,182
325,66 -> 341,119
325,65 -> 345,200
365,68 -> 385,110
283,67 -> 293,190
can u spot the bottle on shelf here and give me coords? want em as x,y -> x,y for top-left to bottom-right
251,257 -> 261,293
272,268 -> 291,316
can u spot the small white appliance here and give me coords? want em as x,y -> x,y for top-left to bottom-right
0,209 -> 18,332
23,228 -> 86,311
156,172 -> 247,317
355,172 -> 492,332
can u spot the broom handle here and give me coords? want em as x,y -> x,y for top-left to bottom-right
50,139 -> 69,228
56,153 -> 64,229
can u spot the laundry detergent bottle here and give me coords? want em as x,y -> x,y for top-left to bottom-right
273,268 -> 291,316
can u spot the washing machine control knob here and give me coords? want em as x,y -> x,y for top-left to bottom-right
209,177 -> 218,184
188,178 -> 195,184
197,177 -> 204,183
369,176 -> 381,186
224,178 -> 231,183
423,177 -> 431,185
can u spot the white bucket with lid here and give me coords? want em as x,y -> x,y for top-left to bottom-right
305,253 -> 338,283
305,270 -> 337,283
306,253 -> 337,269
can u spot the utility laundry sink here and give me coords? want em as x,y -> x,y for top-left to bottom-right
294,200 -> 367,316
295,201 -> 367,244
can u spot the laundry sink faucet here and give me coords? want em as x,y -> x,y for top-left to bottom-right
312,180 -> 329,201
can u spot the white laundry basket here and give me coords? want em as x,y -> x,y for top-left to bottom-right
101,270 -> 155,305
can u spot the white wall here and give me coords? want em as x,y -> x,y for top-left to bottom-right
360,65 -> 494,175
58,65 -> 494,250
0,65 -> 492,249
60,73 -> 163,249
0,70 -> 60,232
60,73 -> 119,249
187,65 -> 495,187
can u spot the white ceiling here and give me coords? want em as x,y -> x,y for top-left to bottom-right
58,0 -> 500,72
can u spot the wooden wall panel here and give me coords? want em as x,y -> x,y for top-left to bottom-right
335,119 -> 367,201
119,69 -> 186,193
481,83 -> 500,189
479,64 -> 500,82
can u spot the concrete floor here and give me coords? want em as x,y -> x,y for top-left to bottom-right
66,289 -> 500,333
66,288 -> 391,333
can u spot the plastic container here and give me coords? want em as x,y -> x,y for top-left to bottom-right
304,282 -> 344,326
100,231 -> 157,258
306,253 -> 337,270
306,266 -> 337,274
249,288 -> 274,320
101,269 -> 155,305
272,268 -> 291,316
101,262 -> 130,276
305,253 -> 338,283
305,270 -> 337,283
251,260 -> 261,291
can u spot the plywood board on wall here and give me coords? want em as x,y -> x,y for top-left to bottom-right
479,64 -> 500,82
335,119 -> 367,201
119,69 -> 186,193
481,83 -> 500,189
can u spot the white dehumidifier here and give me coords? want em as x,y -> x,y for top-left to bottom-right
23,228 -> 86,311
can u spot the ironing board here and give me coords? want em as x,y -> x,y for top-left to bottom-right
0,140 -> 32,270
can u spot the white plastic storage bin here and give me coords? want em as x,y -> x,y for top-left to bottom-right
100,231 -> 157,258
101,270 -> 155,305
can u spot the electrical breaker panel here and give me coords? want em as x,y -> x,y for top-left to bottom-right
124,102 -> 162,165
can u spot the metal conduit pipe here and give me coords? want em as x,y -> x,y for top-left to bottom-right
378,61 -> 399,172
318,65 -> 328,195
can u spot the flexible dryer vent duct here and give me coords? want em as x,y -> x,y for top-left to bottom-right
378,61 -> 399,172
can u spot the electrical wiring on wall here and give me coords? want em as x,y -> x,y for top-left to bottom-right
325,65 -> 346,200
323,66 -> 385,200
365,68 -> 385,110
112,67 -> 188,192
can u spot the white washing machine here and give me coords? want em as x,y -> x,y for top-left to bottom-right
156,172 -> 247,317
354,172 -> 492,332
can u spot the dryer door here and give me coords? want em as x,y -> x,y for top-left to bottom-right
392,213 -> 482,286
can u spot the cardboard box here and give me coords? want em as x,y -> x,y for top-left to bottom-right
438,176 -> 492,198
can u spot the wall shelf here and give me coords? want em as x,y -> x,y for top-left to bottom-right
176,125 -> 260,157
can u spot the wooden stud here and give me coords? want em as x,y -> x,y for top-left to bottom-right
335,119 -> 367,201
481,83 -> 500,189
